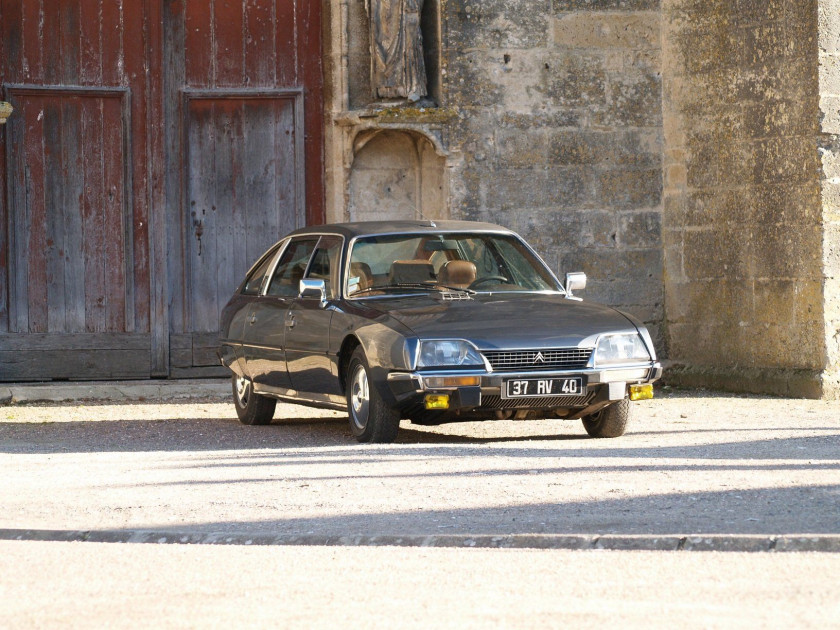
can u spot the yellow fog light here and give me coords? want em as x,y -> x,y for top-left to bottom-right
629,384 -> 654,401
425,394 -> 450,410
424,376 -> 481,388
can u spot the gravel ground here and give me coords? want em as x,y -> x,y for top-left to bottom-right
2,388 -> 839,628
1,389 -> 838,537
2,542 -> 840,629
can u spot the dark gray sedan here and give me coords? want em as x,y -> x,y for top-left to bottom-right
219,220 -> 661,442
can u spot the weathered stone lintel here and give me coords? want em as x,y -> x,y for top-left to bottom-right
662,362 -> 840,400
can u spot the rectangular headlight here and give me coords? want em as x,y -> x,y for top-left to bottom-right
594,333 -> 651,366
417,340 -> 484,369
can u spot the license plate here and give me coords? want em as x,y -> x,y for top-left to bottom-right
502,377 -> 584,399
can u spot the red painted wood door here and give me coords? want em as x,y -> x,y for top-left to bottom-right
0,1 -> 159,379
0,1 -> 324,380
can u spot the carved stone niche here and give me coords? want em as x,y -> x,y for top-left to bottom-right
347,0 -> 441,110
348,129 -> 448,222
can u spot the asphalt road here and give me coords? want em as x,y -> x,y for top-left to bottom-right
1,388 -> 839,627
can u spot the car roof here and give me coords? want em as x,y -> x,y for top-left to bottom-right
284,220 -> 515,240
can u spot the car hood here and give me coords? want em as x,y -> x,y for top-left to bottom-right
362,293 -> 638,349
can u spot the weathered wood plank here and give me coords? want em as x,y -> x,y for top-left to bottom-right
0,348 -> 151,381
170,348 -> 193,368
244,0 -> 275,86
240,100 -> 269,282
103,97 -> 127,332
62,96 -> 86,333
273,98 -> 298,234
192,331 -> 222,367
169,332 -> 193,368
22,97 -> 47,332
1,0 -> 23,82
82,98 -> 106,332
124,0 -> 151,335
147,0 -> 170,375
0,102 -> 7,332
275,0 -> 297,86
59,1 -> 80,84
214,101 -> 238,324
163,3 -> 187,336
101,0 -> 122,85
3,91 -> 26,332
185,1 -> 212,87
78,0 -> 102,85
193,346 -> 222,367
43,100 -> 66,333
186,99 -> 217,333
41,0 -> 61,85
214,0 -> 245,87
20,0 -> 41,82
0,332 -> 151,351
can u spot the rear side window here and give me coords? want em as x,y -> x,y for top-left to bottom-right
241,246 -> 280,295
266,238 -> 318,297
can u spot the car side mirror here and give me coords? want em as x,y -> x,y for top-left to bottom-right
299,278 -> 327,306
564,272 -> 586,298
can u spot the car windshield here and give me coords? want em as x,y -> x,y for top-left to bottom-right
346,232 -> 561,297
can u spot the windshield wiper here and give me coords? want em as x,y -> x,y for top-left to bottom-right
351,283 -> 475,297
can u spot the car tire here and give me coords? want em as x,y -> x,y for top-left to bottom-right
581,398 -> 630,438
232,375 -> 276,425
346,346 -> 401,443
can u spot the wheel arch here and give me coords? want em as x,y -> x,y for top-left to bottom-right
337,335 -> 362,394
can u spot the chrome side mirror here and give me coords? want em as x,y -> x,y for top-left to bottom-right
299,278 -> 327,307
564,272 -> 587,297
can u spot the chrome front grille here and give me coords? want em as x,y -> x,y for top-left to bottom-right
482,393 -> 594,410
482,348 -> 593,372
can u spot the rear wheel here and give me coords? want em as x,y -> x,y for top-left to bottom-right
581,398 -> 630,438
346,347 -> 401,443
232,375 -> 276,425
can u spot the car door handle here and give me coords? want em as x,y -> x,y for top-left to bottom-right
285,314 -> 296,328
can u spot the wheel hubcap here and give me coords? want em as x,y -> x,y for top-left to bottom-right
350,365 -> 370,430
235,376 -> 250,407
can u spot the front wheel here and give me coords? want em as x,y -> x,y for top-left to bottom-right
346,347 -> 401,443
232,375 -> 276,425
581,398 -> 630,438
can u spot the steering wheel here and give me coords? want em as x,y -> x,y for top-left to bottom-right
468,275 -> 508,289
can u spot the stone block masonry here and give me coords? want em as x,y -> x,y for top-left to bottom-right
662,0 -> 840,397
442,0 -> 665,346
324,0 -> 840,398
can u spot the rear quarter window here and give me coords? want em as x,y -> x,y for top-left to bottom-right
241,246 -> 280,295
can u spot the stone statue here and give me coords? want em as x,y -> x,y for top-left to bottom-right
365,0 -> 428,103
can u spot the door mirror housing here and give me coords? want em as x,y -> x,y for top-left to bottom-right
564,272 -> 587,298
299,278 -> 327,306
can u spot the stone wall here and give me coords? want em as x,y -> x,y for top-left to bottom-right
661,0 -> 836,396
324,0 -> 840,397
442,0 -> 665,346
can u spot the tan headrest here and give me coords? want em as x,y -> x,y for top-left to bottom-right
438,260 -> 476,288
349,262 -> 373,291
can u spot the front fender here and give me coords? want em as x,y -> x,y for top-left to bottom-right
332,308 -> 417,408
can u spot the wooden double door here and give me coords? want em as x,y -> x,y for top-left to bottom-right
0,1 -> 324,380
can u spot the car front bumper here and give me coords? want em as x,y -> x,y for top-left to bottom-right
386,363 -> 662,415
